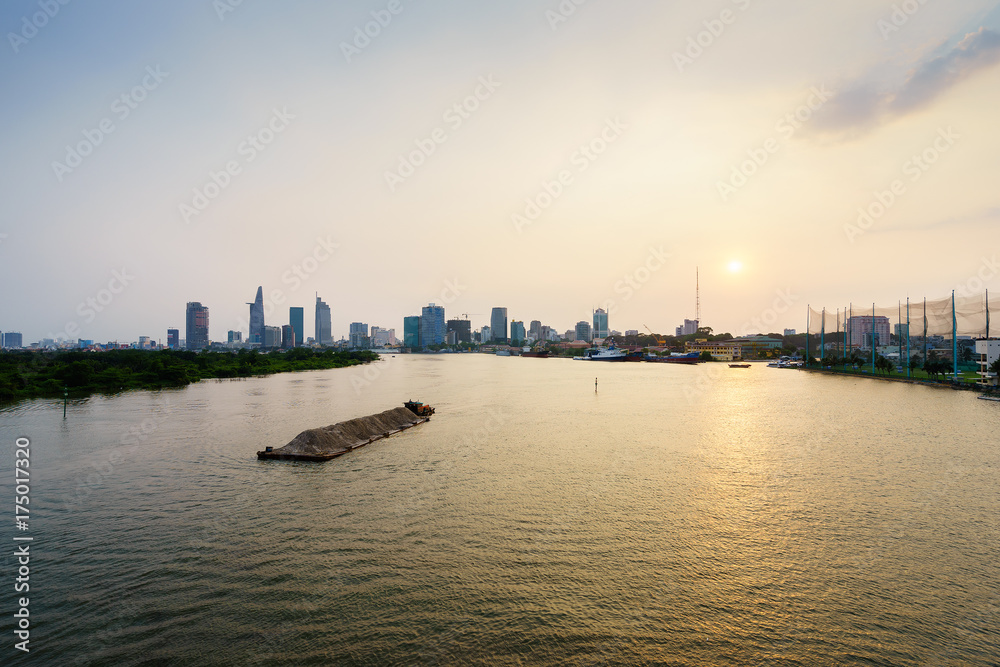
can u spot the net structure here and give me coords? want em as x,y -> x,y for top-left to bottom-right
805,291 -> 997,377
808,292 -> 997,339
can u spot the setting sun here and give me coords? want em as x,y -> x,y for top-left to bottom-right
728,260 -> 743,273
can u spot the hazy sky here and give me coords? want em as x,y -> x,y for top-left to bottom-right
3,0 -> 999,343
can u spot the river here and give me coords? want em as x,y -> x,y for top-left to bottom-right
1,353 -> 998,665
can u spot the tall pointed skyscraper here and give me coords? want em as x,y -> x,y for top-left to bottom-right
248,286 -> 265,345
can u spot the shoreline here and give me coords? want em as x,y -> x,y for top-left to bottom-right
801,366 -> 994,393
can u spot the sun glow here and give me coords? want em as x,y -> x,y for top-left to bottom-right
728,260 -> 743,273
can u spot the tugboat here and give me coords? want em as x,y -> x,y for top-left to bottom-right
404,400 -> 435,417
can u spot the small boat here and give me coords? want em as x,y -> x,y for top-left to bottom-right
729,363 -> 751,368
977,395 -> 1000,402
404,400 -> 435,416
522,350 -> 550,358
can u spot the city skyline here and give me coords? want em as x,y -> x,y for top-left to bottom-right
3,2 -> 1000,344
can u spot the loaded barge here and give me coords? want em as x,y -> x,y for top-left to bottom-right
257,401 -> 434,462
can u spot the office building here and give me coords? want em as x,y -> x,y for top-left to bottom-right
894,323 -> 909,339
186,302 -> 210,350
315,294 -> 332,346
421,304 -> 446,347
2,332 -> 23,349
575,321 -> 592,342
349,322 -> 369,348
480,326 -> 492,343
783,328 -> 796,336
447,319 -> 472,344
138,336 -> 152,349
510,321 -> 526,346
166,328 -> 179,350
228,330 -> 243,343
404,316 -> 421,348
289,307 -> 304,348
248,286 -> 265,345
264,326 -> 281,349
529,320 -> 542,341
282,324 -> 295,349
593,308 -> 609,339
490,307 -> 508,343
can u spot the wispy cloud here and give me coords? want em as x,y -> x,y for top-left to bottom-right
811,27 -> 1000,138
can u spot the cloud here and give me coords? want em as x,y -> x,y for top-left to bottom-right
811,27 -> 1000,137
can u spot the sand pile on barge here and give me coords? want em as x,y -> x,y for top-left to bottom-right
258,406 -> 430,461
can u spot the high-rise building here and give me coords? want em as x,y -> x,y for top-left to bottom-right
264,326 -> 281,349
847,316 -> 891,349
480,325 -> 492,342
783,329 -> 796,336
166,329 -> 179,350
185,302 -> 209,350
490,307 -> 508,342
349,322 -> 369,348
510,321 -> 526,345
228,330 -> 243,343
446,319 -> 472,344
529,320 -> 542,341
281,324 -> 295,349
593,308 -> 609,339
675,319 -> 699,337
3,332 -> 23,349
372,328 -> 396,347
289,307 -> 304,348
315,294 -> 332,346
403,316 -> 421,348
575,321 -> 592,342
138,336 -> 152,349
248,286 -> 265,345
540,325 -> 552,341
421,304 -> 446,347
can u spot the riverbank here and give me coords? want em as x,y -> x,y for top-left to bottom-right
802,365 -> 995,393
0,348 -> 378,404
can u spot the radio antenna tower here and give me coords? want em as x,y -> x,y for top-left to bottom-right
696,267 -> 700,324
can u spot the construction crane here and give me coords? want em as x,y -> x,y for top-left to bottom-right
643,324 -> 667,347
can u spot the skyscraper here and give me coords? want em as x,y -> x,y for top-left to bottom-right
185,302 -> 209,350
446,319 -> 472,344
315,294 -> 332,346
289,307 -> 304,348
247,286 -> 265,345
490,307 -> 508,343
403,316 -> 421,348
166,329 -> 179,350
593,308 -> 609,339
510,321 -> 526,345
529,320 -> 542,341
575,321 -> 592,342
349,322 -> 369,348
281,324 -> 295,349
421,303 -> 446,347
2,332 -> 23,349
264,326 -> 281,349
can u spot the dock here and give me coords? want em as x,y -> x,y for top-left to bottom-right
257,404 -> 431,461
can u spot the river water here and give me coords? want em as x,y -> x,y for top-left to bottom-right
1,354 -> 998,665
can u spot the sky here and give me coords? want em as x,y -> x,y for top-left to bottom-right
2,0 -> 999,344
